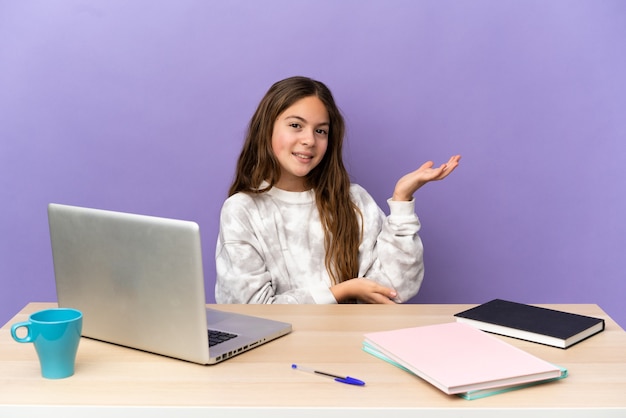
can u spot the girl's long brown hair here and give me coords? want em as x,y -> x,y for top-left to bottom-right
228,76 -> 361,285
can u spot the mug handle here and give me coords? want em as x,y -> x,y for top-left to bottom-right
11,321 -> 33,343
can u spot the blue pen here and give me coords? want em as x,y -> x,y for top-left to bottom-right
291,363 -> 365,386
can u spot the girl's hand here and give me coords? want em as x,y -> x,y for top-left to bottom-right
392,154 -> 461,201
331,278 -> 398,304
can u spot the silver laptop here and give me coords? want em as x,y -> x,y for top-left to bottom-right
48,203 -> 292,365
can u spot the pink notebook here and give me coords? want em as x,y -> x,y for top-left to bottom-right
364,322 -> 562,394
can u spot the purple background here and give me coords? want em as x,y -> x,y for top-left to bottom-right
1,0 -> 625,328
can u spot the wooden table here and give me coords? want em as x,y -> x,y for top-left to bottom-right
1,303 -> 625,417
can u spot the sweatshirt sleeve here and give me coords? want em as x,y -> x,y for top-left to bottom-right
353,185 -> 424,302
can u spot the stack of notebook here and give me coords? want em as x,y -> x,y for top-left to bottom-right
363,322 -> 568,400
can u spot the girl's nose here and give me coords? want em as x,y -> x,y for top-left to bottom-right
300,129 -> 315,146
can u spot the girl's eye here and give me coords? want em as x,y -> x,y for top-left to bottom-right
290,123 -> 301,129
316,129 -> 328,136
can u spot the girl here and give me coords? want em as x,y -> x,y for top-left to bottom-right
215,76 -> 460,304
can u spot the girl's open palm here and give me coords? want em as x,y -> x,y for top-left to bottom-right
393,155 -> 461,201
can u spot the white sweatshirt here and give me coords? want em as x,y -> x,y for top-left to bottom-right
215,184 -> 424,304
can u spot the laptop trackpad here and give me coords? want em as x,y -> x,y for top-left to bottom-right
206,308 -> 286,339
206,308 -> 238,325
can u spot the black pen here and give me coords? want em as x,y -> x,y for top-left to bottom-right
291,363 -> 366,386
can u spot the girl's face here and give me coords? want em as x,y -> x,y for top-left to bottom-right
271,96 -> 329,191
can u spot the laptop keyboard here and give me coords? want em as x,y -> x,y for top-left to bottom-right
208,329 -> 238,347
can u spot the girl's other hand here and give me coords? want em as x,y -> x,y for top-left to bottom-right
331,278 -> 398,304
